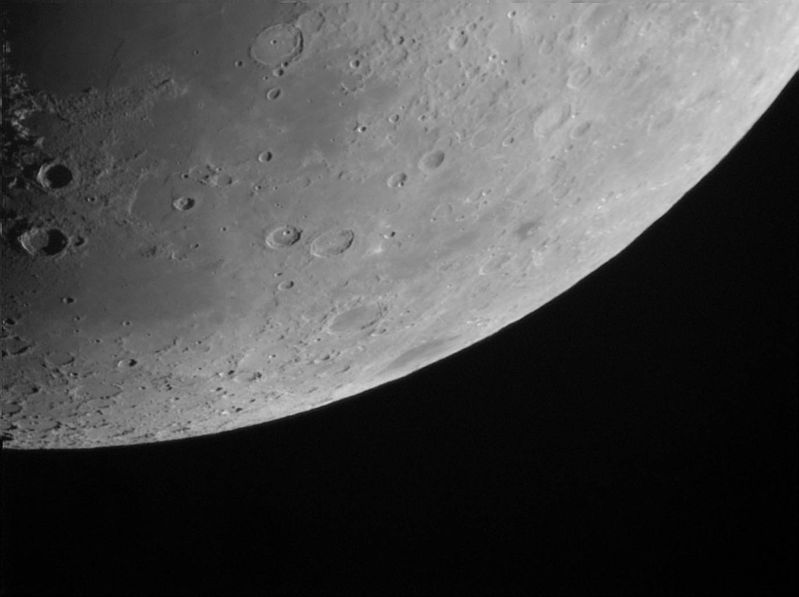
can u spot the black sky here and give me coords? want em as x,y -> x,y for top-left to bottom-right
2,74 -> 797,596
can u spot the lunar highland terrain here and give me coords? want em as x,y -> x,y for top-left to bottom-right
2,1 -> 799,448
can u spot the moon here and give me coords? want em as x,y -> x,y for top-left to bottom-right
2,1 -> 798,449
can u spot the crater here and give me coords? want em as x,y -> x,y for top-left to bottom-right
265,225 -> 302,249
418,150 -> 446,172
448,29 -> 468,51
172,196 -> 196,211
566,62 -> 592,90
534,103 -> 572,138
479,252 -> 513,275
250,24 -> 303,70
328,302 -> 384,335
387,172 -> 408,188
37,162 -> 73,190
569,120 -> 593,139
18,227 -> 69,256
382,336 -> 456,375
514,219 -> 542,242
648,107 -> 676,134
310,229 -> 356,258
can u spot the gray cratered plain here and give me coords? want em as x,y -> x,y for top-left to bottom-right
2,1 -> 798,449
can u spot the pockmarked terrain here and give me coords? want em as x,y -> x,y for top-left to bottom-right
2,1 -> 798,448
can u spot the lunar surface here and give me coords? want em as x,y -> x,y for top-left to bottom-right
2,1 -> 798,449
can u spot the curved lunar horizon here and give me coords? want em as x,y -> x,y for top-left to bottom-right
2,1 -> 798,449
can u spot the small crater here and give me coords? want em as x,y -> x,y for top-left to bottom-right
310,229 -> 356,258
448,29 -> 468,51
296,9 -> 324,35
37,162 -> 73,190
172,196 -> 196,211
539,35 -> 555,55
266,87 -> 282,101
328,302 -> 384,335
514,220 -> 541,242
534,103 -> 572,138
277,280 -> 295,291
208,172 -> 233,187
1,336 -> 31,357
558,25 -> 578,45
566,63 -> 592,90
479,252 -> 513,275
418,150 -> 446,172
18,227 -> 69,257
188,164 -> 230,187
551,174 -> 576,203
386,172 -> 408,188
61,297 -> 76,305
257,150 -> 274,163
430,203 -> 453,223
117,358 -> 138,368
569,120 -> 593,139
469,125 -> 496,150
265,225 -> 302,249
648,107 -> 675,134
